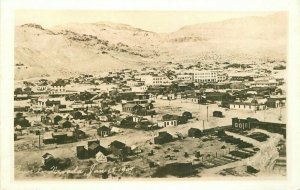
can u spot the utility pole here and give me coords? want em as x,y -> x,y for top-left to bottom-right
203,120 -> 205,130
36,130 -> 41,149
279,106 -> 282,121
206,105 -> 208,122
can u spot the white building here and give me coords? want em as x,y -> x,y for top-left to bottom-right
249,80 -> 279,88
37,97 -> 65,108
126,80 -> 145,87
157,120 -> 178,128
217,74 -> 228,82
176,74 -> 193,82
140,75 -> 170,86
192,70 -> 218,83
229,102 -> 266,111
131,86 -> 148,93
50,81 -> 67,95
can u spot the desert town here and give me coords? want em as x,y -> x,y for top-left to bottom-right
14,60 -> 287,179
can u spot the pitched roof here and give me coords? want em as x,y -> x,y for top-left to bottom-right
51,80 -> 66,87
98,126 -> 111,131
110,140 -> 126,149
88,142 -> 100,150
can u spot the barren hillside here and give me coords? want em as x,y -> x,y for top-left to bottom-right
14,12 -> 287,80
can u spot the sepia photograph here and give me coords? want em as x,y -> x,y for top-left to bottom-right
13,10 -> 288,180
1,0 -> 300,189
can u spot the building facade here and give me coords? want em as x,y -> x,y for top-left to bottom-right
192,70 -> 218,83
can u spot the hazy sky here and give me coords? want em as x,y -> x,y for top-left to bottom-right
16,10 -> 274,33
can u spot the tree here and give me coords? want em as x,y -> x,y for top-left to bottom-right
16,112 -> 23,119
14,117 -> 30,128
182,111 -> 192,119
23,87 -> 32,94
73,111 -> 83,120
14,88 -> 23,95
54,115 -> 63,125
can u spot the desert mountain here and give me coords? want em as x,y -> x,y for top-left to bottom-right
15,12 -> 287,80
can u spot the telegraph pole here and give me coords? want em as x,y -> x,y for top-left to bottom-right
279,106 -> 282,121
36,130 -> 41,149
206,105 -> 208,122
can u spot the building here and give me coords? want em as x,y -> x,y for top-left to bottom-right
265,97 -> 285,108
88,140 -> 106,158
188,128 -> 202,138
217,73 -> 228,82
249,80 -> 278,88
177,74 -> 193,82
126,80 -> 145,87
37,97 -> 64,108
131,86 -> 148,93
122,103 -> 140,113
182,111 -> 192,119
229,102 -> 266,111
140,75 -> 170,86
50,80 -> 67,95
154,131 -> 173,144
192,70 -> 218,83
109,140 -> 130,158
158,119 -> 178,128
213,111 -> 223,118
230,75 -> 254,82
232,117 -> 255,130
77,140 -> 108,159
76,146 -> 89,159
232,117 -> 286,137
97,126 -> 111,137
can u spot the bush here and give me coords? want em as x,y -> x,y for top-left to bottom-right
246,166 -> 259,174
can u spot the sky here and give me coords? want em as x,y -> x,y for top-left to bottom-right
15,10 -> 275,33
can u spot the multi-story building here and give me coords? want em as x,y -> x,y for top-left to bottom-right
192,70 -> 218,83
126,80 -> 145,87
176,74 -> 193,82
140,75 -> 170,86
217,73 -> 228,82
249,79 -> 278,88
131,86 -> 148,93
50,80 -> 67,95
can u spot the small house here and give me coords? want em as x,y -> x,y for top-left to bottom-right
265,99 -> 281,108
109,140 -> 129,158
213,111 -> 223,118
52,132 -> 67,144
43,132 -> 55,144
158,120 -> 178,128
58,120 -> 72,129
76,145 -> 89,159
95,151 -> 107,163
98,115 -> 109,122
87,140 -> 107,157
188,128 -> 202,138
41,153 -> 56,170
97,126 -> 111,137
182,111 -> 192,119
154,131 -> 173,144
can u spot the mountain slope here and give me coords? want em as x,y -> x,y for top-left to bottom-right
14,12 -> 287,80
